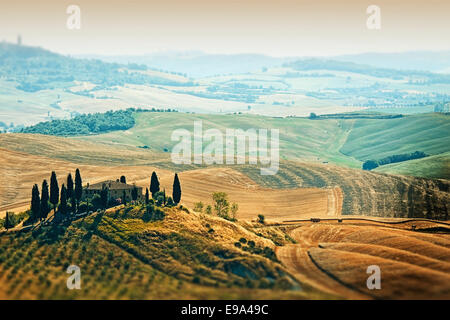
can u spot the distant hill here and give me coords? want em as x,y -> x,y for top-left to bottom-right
77,52 -> 292,78
1,43 -> 450,128
333,51 -> 450,74
0,42 -> 193,93
283,58 -> 450,83
9,111 -> 450,180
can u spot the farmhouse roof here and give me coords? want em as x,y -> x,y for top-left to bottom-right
85,180 -> 139,190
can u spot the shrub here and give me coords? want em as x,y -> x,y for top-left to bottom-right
257,214 -> 265,224
194,202 -> 204,212
166,197 -> 175,207
212,192 -> 229,218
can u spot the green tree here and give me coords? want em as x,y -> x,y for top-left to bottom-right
59,184 -> 68,219
30,184 -> 40,222
4,212 -> 9,230
74,168 -> 83,212
362,160 -> 379,171
154,191 -> 165,206
231,203 -> 239,220
71,196 -> 76,215
49,171 -> 59,215
172,173 -> 182,204
100,186 -> 109,209
258,214 -> 265,224
67,173 -> 74,200
166,197 -> 175,207
122,190 -> 127,205
205,205 -> 212,215
131,186 -> 138,202
40,179 -> 50,220
212,192 -> 230,218
309,112 -> 318,119
194,201 -> 204,212
145,188 -> 149,204
150,171 -> 160,198
120,175 -> 126,184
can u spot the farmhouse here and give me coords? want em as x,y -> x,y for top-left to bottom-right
83,180 -> 142,202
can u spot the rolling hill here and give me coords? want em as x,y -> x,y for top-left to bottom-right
278,221 -> 450,299
2,43 -> 450,128
70,111 -> 450,178
0,205 -> 330,299
340,113 -> 450,161
0,131 -> 448,220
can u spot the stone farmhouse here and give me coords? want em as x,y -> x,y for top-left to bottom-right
83,180 -> 143,203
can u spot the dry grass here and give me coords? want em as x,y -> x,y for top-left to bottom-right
0,147 -> 336,222
277,222 -> 450,299
0,206 -> 331,300
308,247 -> 450,299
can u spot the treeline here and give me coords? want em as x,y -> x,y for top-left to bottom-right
21,109 -> 135,136
20,108 -> 179,136
308,112 -> 403,120
0,43 -> 195,93
284,58 -> 450,83
362,151 -> 428,170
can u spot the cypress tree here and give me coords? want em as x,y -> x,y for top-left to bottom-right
67,173 -> 74,200
131,186 -> 138,202
150,171 -> 160,198
120,176 -> 126,184
100,186 -> 109,209
145,188 -> 149,204
74,168 -> 83,212
40,180 -> 50,220
172,173 -> 182,204
31,184 -> 40,222
49,171 -> 59,215
122,190 -> 127,205
71,196 -> 76,214
4,212 -> 9,230
59,184 -> 68,219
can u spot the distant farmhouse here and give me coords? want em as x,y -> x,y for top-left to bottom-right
83,180 -> 143,202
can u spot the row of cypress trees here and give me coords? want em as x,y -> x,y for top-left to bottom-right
29,170 -> 181,223
147,171 -> 181,205
30,169 -> 83,222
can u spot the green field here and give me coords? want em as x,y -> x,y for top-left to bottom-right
340,113 -> 450,161
75,112 -> 360,167
73,112 -> 450,179
374,152 -> 450,179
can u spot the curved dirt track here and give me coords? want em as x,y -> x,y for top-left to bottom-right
277,221 -> 450,299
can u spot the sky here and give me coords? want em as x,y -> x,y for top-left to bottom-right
0,0 -> 449,57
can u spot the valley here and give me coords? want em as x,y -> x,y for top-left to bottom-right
0,43 -> 449,301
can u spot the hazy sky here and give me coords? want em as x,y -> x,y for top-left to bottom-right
0,0 -> 449,56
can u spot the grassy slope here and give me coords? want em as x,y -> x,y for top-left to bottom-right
0,205 -> 330,299
75,112 -> 450,178
340,113 -> 450,161
7,112 -> 448,178
374,151 -> 450,180
76,112 -> 361,168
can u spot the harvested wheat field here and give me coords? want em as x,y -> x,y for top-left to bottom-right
0,148 -> 336,221
277,222 -> 450,299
